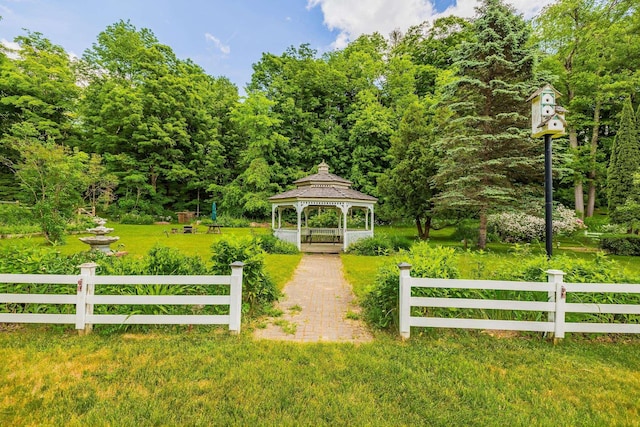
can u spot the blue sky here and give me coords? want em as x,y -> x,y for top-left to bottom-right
0,0 -> 551,92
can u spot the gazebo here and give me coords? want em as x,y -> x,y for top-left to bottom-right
269,162 -> 377,251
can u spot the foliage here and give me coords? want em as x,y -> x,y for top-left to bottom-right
534,0 -> 640,218
212,215 -> 250,228
451,219 -> 480,249
210,237 -> 279,312
434,0 -> 540,249
307,209 -> 339,228
609,200 -> 640,234
607,97 -> 640,213
583,214 -> 610,233
119,213 -> 155,225
0,31 -> 80,201
600,235 -> 640,256
363,242 -> 459,328
2,128 -> 91,244
0,203 -> 35,230
255,233 -> 299,254
377,100 -> 439,239
79,20 -> 237,215
488,205 -> 586,243
345,234 -> 412,256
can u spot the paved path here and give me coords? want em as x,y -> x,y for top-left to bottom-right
254,254 -> 372,343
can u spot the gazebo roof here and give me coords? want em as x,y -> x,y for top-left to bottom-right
269,162 -> 377,203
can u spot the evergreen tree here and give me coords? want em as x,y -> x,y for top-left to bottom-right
607,97 -> 639,211
434,0 -> 539,249
378,100 -> 438,239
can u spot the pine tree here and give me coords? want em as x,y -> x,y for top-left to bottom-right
607,97 -> 639,212
434,0 -> 539,249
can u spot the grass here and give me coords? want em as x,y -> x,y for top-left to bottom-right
0,224 -> 302,290
2,224 -> 640,424
1,327 -> 639,425
341,254 -> 386,299
265,254 -> 302,291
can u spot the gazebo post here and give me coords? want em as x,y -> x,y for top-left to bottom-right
271,204 -> 276,229
342,205 -> 349,252
371,207 -> 375,234
296,203 -> 302,251
278,207 -> 282,229
365,208 -> 369,230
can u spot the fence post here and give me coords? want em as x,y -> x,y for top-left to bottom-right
77,262 -> 97,334
547,269 -> 566,343
229,261 -> 244,335
398,262 -> 412,339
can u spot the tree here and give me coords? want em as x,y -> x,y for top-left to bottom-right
0,31 -> 79,200
1,123 -> 89,243
378,100 -> 438,239
84,154 -> 118,214
434,0 -> 540,249
608,98 -> 639,211
535,0 -> 640,217
219,92 -> 289,217
79,21 -> 235,214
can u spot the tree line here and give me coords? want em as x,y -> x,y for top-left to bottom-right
1,0 -> 639,247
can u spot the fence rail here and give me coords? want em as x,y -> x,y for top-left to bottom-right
398,263 -> 640,339
0,262 -> 244,334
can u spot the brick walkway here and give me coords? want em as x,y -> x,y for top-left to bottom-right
254,254 -> 372,343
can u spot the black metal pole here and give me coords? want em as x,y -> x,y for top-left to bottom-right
544,133 -> 553,259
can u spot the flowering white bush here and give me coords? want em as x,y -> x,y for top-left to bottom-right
488,205 -> 585,243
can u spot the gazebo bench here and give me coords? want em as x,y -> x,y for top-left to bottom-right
302,228 -> 342,243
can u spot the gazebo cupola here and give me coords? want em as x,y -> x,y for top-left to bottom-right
269,162 -> 377,251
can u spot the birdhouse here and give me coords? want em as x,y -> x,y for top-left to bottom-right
527,84 -> 567,138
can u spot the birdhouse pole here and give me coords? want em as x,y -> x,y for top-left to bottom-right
527,84 -> 567,259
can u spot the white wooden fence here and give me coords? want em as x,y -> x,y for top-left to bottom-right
398,263 -> 640,339
0,262 -> 244,334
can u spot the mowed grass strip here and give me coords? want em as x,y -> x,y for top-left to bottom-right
0,328 -> 639,425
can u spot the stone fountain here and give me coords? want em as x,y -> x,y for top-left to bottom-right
79,217 -> 120,253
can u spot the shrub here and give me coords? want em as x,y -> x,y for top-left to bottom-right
452,219 -> 480,248
345,234 -> 412,256
363,242 -> 459,328
214,215 -> 250,228
600,235 -> 640,256
583,215 -> 610,233
307,210 -> 339,228
255,233 -> 299,254
0,203 -> 35,226
119,213 -> 155,225
610,201 -> 640,234
488,205 -> 585,243
211,237 -> 279,313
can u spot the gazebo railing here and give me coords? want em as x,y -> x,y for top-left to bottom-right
344,230 -> 373,249
274,229 -> 299,246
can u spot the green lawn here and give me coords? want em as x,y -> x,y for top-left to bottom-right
1,327 -> 638,425
2,225 -> 640,424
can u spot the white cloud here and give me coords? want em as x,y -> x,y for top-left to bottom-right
437,0 -> 553,20
1,38 -> 21,59
0,4 -> 14,17
204,32 -> 230,55
307,0 -> 555,49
